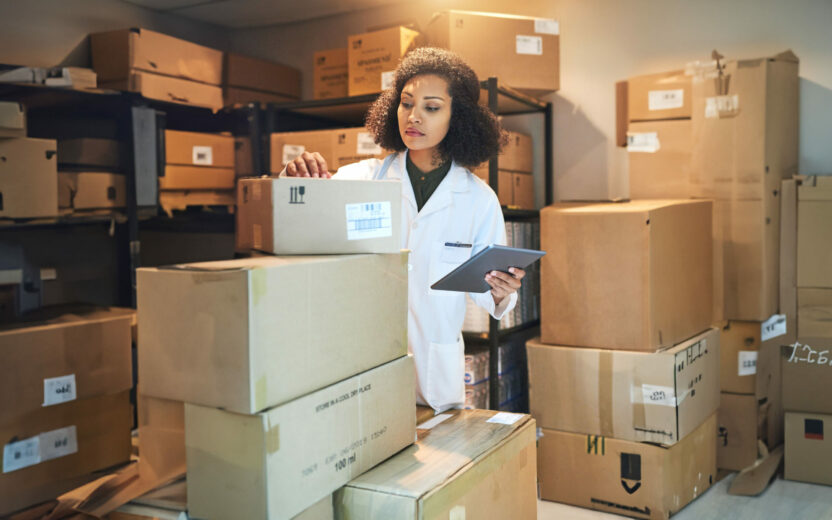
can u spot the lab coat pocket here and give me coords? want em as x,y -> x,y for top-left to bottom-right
425,337 -> 465,409
430,241 -> 473,285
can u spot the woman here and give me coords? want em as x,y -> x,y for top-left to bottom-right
284,47 -> 525,412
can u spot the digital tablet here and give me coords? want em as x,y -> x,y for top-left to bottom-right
430,244 -> 546,293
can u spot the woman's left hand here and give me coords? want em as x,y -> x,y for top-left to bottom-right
485,267 -> 525,305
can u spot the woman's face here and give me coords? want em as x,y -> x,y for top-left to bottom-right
397,74 -> 452,153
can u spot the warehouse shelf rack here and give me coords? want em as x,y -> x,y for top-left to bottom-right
259,77 -> 553,410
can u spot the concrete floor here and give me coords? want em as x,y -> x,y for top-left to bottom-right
537,474 -> 832,519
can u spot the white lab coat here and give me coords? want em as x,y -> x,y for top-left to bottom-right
335,151 -> 516,412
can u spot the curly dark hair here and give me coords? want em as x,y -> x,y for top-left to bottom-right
365,47 -> 506,169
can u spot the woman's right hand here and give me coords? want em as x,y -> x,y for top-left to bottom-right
284,151 -> 331,178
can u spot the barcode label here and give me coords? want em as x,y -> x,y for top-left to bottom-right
640,384 -> 678,407
648,89 -> 684,111
738,351 -> 758,376
3,436 -> 39,473
761,314 -> 787,342
356,132 -> 382,156
534,18 -> 559,35
3,425 -> 78,473
282,144 -> 305,166
516,35 -> 543,56
705,95 -> 740,118
345,202 -> 393,241
192,146 -> 213,166
43,374 -> 76,407
627,132 -> 661,153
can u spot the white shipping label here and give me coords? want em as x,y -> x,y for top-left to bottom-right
516,35 -> 543,56
356,132 -> 382,156
450,505 -> 466,520
626,132 -> 661,153
192,145 -> 213,166
381,70 -> 396,90
486,412 -> 524,425
648,89 -> 685,111
282,144 -> 305,166
640,384 -> 677,407
2,426 -> 77,473
418,413 -> 452,430
3,436 -> 39,473
345,201 -> 393,241
761,314 -> 787,342
534,18 -> 559,35
705,95 -> 740,118
738,351 -> 758,376
43,374 -> 77,407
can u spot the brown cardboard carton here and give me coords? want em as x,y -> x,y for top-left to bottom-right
0,101 -> 26,137
236,177 -> 401,255
720,321 -> 764,394
718,393 -> 766,471
137,393 -> 185,483
100,72 -> 223,111
426,11 -> 559,96
798,288 -> 832,338
348,26 -> 421,96
782,338 -> 832,415
57,138 -> 121,170
223,53 -> 300,98
781,179 -> 798,346
627,119 -> 692,199
497,131 -> 533,173
270,127 -> 388,173
335,409 -> 537,520
222,86 -> 296,107
90,28 -> 222,85
0,306 -> 133,423
512,172 -> 535,209
627,70 -> 692,121
58,172 -> 127,209
0,391 -> 133,516
472,166 -> 513,206
784,411 -> 832,486
314,48 -> 348,100
159,165 -> 235,190
165,130 -> 234,168
615,81 -> 628,147
235,136 -> 254,177
540,200 -> 713,350
797,176 -> 832,289
527,329 -> 720,445
137,253 -> 408,414
0,138 -> 58,218
537,414 -> 717,520
186,356 -> 415,520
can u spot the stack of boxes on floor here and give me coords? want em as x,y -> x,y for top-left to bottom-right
529,199 -> 720,518
625,50 -> 800,476
783,175 -> 832,486
138,175 -> 414,519
0,306 -> 134,516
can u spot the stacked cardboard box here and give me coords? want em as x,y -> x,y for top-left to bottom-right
314,48 -> 348,100
91,28 -> 224,111
530,200 -> 719,518
139,178 -> 415,518
347,26 -> 421,96
56,137 -> 126,212
0,307 -> 134,515
472,131 -> 535,209
270,127 -> 388,175
783,175 -> 832,486
159,129 -> 236,211
223,53 -> 300,107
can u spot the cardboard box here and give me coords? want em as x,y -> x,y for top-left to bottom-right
235,136 -> 254,177
270,127 -> 388,173
527,329 -> 720,445
314,48 -> 348,100
348,26 -> 421,96
90,28 -> 222,85
798,288 -> 832,338
165,130 -> 234,168
137,252 -> 408,414
223,86 -> 296,107
223,52 -> 301,98
236,177 -> 401,254
186,356 -> 415,520
0,138 -> 58,218
540,200 -> 713,350
797,176 -> 832,289
496,131 -> 533,173
58,172 -> 127,209
615,81 -> 628,147
57,138 -> 121,170
784,411 -> 832,486
781,179 -> 798,346
537,414 -> 716,520
0,391 -> 133,516
719,320 -> 787,396
627,70 -> 692,122
782,338 -> 832,415
100,72 -> 223,111
159,165 -> 235,190
0,306 -> 133,423
0,101 -> 25,137
718,393 -> 767,471
335,409 -> 537,520
471,166 -> 513,206
426,11 -> 560,96
690,51 -> 798,202
137,393 -> 185,482
627,119 -> 692,199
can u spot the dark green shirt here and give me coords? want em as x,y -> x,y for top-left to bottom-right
406,154 -> 452,212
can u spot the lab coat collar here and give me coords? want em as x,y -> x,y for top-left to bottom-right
401,150 -> 471,218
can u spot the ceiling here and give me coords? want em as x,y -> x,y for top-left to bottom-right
122,0 -> 411,29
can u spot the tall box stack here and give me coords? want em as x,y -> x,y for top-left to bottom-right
530,200 -> 719,518
0,307 -> 134,516
91,28 -> 223,111
139,178 -> 415,518
160,129 -> 236,211
223,53 -> 301,107
472,131 -> 535,209
783,175 -> 832,487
